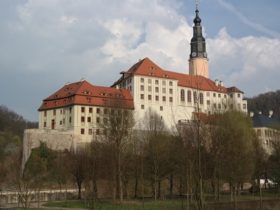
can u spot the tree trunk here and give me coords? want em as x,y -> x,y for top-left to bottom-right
157,180 -> 161,199
117,149 -> 123,202
77,181 -> 82,199
134,168 -> 138,198
169,174 -> 173,197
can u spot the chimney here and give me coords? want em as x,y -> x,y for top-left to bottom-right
219,81 -> 224,87
250,112 -> 254,117
215,79 -> 219,86
269,110 -> 273,118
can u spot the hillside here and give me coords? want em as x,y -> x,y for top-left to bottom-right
247,90 -> 280,120
0,105 -> 38,138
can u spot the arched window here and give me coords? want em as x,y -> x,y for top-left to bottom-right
180,89 -> 185,102
199,93 -> 204,105
187,90 -> 192,102
193,91 -> 197,103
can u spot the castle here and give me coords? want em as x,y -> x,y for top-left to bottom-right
23,7 -> 247,165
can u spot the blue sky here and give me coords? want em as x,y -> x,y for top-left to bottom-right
0,0 -> 279,121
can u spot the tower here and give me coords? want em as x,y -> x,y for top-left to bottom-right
189,5 -> 209,78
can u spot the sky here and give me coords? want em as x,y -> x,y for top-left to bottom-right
0,0 -> 279,121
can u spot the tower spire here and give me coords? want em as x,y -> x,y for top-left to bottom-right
188,2 -> 209,78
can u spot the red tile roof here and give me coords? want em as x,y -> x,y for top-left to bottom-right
39,80 -> 134,111
113,57 -> 243,93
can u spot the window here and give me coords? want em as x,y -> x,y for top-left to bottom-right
140,94 -> 144,99
207,100 -> 210,105
162,88 -> 166,94
169,89 -> 173,94
141,78 -> 144,83
96,108 -> 100,114
213,93 -> 216,97
213,103 -> 217,109
230,94 -> 233,98
155,87 -> 159,93
218,94 -> 221,98
162,80 -> 166,86
162,96 -> 166,102
148,79 -> 152,84
155,95 -> 159,101
87,117 -> 91,123
96,129 -> 100,135
148,86 -> 152,92
169,97 -> 173,103
69,117 -> 72,123
96,117 -> 100,123
181,89 -> 185,102
224,94 -> 227,98
104,108 -> 108,114
88,129 -> 93,135
89,107 -> 93,113
187,90 -> 192,102
111,109 -> 115,115
238,93 -> 241,98
160,106 -> 163,111
44,111 -> 47,117
141,105 -> 145,109
199,93 -> 204,105
81,107 -> 85,113
155,80 -> 159,85
81,128 -> 85,135
169,81 -> 173,86
148,95 -> 152,100
63,118 -> 65,124
243,104 -> 247,110
69,107 -> 72,113
193,92 -> 197,103
59,120 -> 62,125
81,116 -> 85,122
44,122 -> 47,127
140,85 -> 144,91
53,109 -> 56,116
104,118 -> 108,124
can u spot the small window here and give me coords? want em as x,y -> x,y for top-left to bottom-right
88,129 -> 93,135
238,93 -> 241,98
140,94 -> 144,99
141,78 -> 144,83
69,107 -> 72,113
155,80 -> 159,85
162,80 -> 166,86
89,107 -> 93,113
43,122 -> 47,127
141,105 -> 144,109
87,117 -> 91,123
148,95 -> 152,100
218,94 -> 221,98
69,117 -> 72,123
169,97 -> 173,103
180,89 -> 185,102
193,92 -> 197,103
148,86 -> 152,92
60,120 -> 62,125
169,81 -> 173,86
155,95 -> 159,101
243,104 -> 247,110
162,88 -> 166,94
44,111 -> 47,117
140,85 -> 144,91
81,107 -> 85,113
162,96 -> 166,102
81,128 -> 85,135
155,87 -> 159,93
169,89 -> 173,94
213,93 -> 216,97
199,93 -> 204,105
96,129 -> 100,135
160,106 -> 163,111
96,108 -> 100,114
224,94 -> 227,98
81,116 -> 85,122
96,117 -> 100,123
104,108 -> 108,114
207,100 -> 210,105
148,79 -> 152,84
187,90 -> 192,103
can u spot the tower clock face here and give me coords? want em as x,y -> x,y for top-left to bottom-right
192,52 -> 197,57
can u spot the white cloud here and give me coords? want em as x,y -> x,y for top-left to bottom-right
0,0 -> 280,120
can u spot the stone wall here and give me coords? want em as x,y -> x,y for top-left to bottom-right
21,129 -> 84,171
